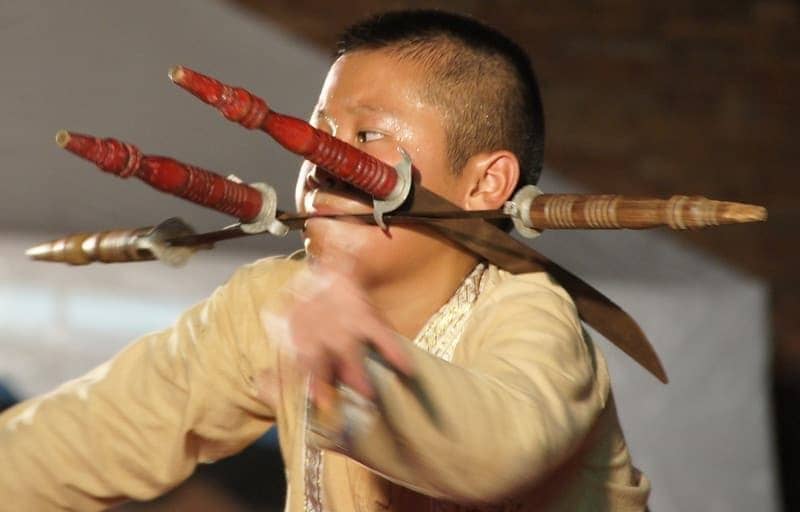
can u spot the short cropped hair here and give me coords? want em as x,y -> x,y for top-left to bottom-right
337,10 -> 545,191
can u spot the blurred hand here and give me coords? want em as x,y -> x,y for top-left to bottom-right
279,261 -> 413,411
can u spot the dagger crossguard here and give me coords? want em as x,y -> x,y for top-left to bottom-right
169,65 -> 412,218
372,147 -> 413,230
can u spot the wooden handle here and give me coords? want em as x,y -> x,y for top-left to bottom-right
169,65 -> 400,199
56,129 -> 143,177
263,113 -> 399,199
136,158 -> 263,220
26,228 -> 155,265
168,66 -> 270,128
57,130 -> 264,221
529,194 -> 767,230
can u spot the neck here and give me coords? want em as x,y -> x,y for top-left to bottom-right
365,250 -> 479,340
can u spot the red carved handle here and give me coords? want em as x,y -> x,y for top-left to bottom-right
169,65 -> 400,200
56,130 -> 263,221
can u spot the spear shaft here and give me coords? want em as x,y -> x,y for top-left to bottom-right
27,193 -> 766,265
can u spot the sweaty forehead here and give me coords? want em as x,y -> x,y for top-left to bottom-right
315,50 -> 431,116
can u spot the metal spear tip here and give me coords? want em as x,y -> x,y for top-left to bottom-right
55,129 -> 71,148
25,242 -> 53,261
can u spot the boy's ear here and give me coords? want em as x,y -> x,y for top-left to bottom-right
461,150 -> 520,211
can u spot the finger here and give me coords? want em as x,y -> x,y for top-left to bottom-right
309,356 -> 336,414
358,325 -> 441,429
362,318 -> 414,377
335,347 -> 374,399
294,339 -> 333,392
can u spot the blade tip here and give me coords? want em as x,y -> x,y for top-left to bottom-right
651,359 -> 669,384
25,243 -> 48,259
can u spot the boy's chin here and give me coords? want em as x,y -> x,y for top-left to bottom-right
302,218 -> 390,264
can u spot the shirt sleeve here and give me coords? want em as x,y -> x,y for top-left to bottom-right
309,275 -> 608,504
0,258 -> 289,510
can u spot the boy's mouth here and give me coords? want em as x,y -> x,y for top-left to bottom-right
304,187 -> 374,218
301,166 -> 376,223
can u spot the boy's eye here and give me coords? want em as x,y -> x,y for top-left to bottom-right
356,131 -> 384,143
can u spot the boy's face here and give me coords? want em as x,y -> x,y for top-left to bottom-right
295,49 -> 474,286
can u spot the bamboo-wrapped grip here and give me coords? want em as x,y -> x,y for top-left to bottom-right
169,65 -> 401,200
528,194 -> 767,230
56,130 -> 264,222
26,228 -> 155,265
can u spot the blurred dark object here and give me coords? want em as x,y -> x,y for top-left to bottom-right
117,427 -> 285,512
198,427 -> 286,510
0,380 -> 18,412
773,284 -> 800,510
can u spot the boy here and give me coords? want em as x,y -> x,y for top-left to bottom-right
0,10 -> 650,511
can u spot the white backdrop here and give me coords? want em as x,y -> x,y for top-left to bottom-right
0,1 -> 776,510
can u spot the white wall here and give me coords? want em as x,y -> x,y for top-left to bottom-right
0,1 -> 776,510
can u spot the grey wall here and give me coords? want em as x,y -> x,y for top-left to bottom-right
0,2 -> 776,511
0,0 -> 326,253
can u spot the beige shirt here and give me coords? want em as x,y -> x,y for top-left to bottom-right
0,254 -> 649,511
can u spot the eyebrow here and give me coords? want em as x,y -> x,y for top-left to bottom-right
314,104 -> 400,135
353,104 -> 397,117
318,103 -> 395,117
314,108 -> 339,135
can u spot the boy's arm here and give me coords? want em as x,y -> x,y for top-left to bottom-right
0,259 -> 289,510
310,280 -> 608,503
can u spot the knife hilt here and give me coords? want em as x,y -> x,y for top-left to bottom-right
508,186 -> 767,236
26,227 -> 155,265
56,131 -> 287,236
25,218 -> 206,267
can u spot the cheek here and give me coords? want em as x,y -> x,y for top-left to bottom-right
303,219 -> 392,267
302,220 -> 439,278
403,145 -> 463,203
418,169 -> 465,206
